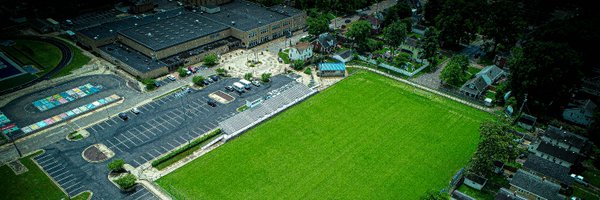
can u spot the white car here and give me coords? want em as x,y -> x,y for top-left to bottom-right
131,107 -> 140,114
167,75 -> 176,81
252,80 -> 261,87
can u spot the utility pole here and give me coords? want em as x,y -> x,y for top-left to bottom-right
518,93 -> 528,116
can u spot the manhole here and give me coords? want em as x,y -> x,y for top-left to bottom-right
82,143 -> 114,163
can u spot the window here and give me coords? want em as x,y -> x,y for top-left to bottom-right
272,24 -> 280,30
249,31 -> 256,38
260,28 -> 268,34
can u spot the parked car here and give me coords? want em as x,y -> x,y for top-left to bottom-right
186,70 -> 192,76
207,99 -> 217,107
225,86 -> 234,92
233,82 -> 246,93
188,66 -> 196,73
202,79 -> 210,85
154,81 -> 161,88
210,75 -> 219,82
131,107 -> 140,114
252,80 -> 261,87
239,79 -> 252,90
207,77 -> 215,83
167,75 -> 176,81
118,113 -> 129,120
571,174 -> 590,186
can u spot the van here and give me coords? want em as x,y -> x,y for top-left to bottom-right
239,79 -> 252,89
233,82 -> 245,93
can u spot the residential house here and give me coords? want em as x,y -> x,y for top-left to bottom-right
529,141 -> 580,168
541,126 -> 588,153
317,62 -> 346,77
312,32 -> 337,54
464,174 -> 487,190
581,67 -> 600,97
494,52 -> 510,69
495,188 -> 528,200
523,154 -> 573,186
332,50 -> 353,63
288,42 -> 313,61
460,65 -> 506,99
562,99 -> 597,127
362,15 -> 381,34
509,169 -> 565,200
452,190 -> 476,200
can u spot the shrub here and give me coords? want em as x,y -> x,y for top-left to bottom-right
292,60 -> 305,70
151,129 -> 222,168
216,68 -> 228,76
304,67 -> 312,75
203,54 -> 218,66
107,159 -> 125,172
261,73 -> 272,83
244,73 -> 253,80
141,78 -> 157,90
114,174 -> 137,190
192,76 -> 205,86
178,67 -> 188,77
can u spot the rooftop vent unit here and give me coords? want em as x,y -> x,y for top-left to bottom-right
231,21 -> 235,25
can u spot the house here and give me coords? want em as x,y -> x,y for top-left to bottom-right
312,32 -> 337,54
517,114 -> 537,131
288,42 -> 313,61
529,141 -> 580,168
332,50 -> 353,63
495,188 -> 528,200
494,53 -> 510,69
460,65 -> 506,98
362,15 -> 381,34
562,99 -> 597,126
464,174 -> 487,190
509,169 -> 565,200
452,190 -> 476,200
523,154 -> 573,186
541,126 -> 588,153
581,67 -> 600,96
317,62 -> 346,77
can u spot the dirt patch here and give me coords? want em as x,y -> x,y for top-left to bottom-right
208,90 -> 235,104
82,143 -> 113,163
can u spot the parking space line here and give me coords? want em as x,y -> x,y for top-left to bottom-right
88,126 -> 97,133
136,129 -> 152,140
46,164 -> 63,172
133,159 -> 141,166
61,178 -> 77,186
41,160 -> 58,168
128,130 -> 145,143
36,154 -> 50,160
141,125 -> 156,136
146,103 -> 155,109
134,191 -> 151,200
146,152 -> 157,159
139,155 -> 149,162
160,146 -> 169,152
37,157 -> 54,165
153,149 -> 162,155
70,186 -> 85,195
106,140 -> 123,152
160,117 -> 178,128
166,142 -> 176,149
52,170 -> 69,178
96,123 -> 105,130
120,135 -> 136,148
64,182 -> 81,190
56,174 -> 73,182
103,121 -> 112,127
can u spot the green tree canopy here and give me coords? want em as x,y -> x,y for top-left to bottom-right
307,16 -> 330,36
434,0 -> 486,48
467,121 -> 521,177
440,55 -> 468,87
383,2 -> 412,25
204,54 -> 218,66
261,73 -> 272,82
192,75 -> 205,86
383,21 -> 407,58
345,20 -> 372,52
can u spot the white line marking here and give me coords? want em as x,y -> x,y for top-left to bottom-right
56,174 -> 73,182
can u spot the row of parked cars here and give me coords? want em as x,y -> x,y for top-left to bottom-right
225,79 -> 261,94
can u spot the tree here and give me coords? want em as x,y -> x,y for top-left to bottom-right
440,55 -> 468,87
107,159 -> 125,172
423,0 -> 442,25
192,76 -> 205,86
481,0 -> 526,54
216,68 -> 228,76
435,0 -> 486,48
383,2 -> 412,25
345,20 -> 372,52
203,54 -> 218,66
421,28 -> 440,72
244,73 -> 253,80
467,121 -> 521,177
508,41 -> 583,115
178,67 -> 188,77
292,60 -> 305,70
307,15 -> 330,36
114,173 -> 137,190
382,21 -> 407,59
261,73 -> 272,82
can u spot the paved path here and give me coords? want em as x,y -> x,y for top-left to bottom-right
411,59 -> 449,90
348,66 -> 494,113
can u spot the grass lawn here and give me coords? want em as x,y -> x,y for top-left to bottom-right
0,73 -> 37,92
1,39 -> 62,71
0,151 -> 67,200
157,71 -> 492,199
573,186 -> 599,200
52,42 -> 91,78
278,49 -> 291,64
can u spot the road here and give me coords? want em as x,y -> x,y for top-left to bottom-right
329,0 -> 398,29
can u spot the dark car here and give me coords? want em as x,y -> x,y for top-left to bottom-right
210,75 -> 219,82
207,99 -> 217,107
118,113 -> 129,120
154,81 -> 161,88
202,79 -> 210,85
225,86 -> 234,92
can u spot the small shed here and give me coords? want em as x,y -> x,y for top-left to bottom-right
517,114 -> 537,131
464,174 -> 488,190
317,62 -> 346,77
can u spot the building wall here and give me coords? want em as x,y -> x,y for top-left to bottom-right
77,33 -> 114,51
464,179 -> 484,190
289,46 -> 313,61
97,49 -> 168,79
562,109 -> 593,126
317,70 -> 345,77
181,45 -> 230,65
118,28 -> 232,59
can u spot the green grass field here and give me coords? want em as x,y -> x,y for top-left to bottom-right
157,71 -> 492,199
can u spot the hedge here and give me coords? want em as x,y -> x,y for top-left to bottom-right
151,129 -> 222,168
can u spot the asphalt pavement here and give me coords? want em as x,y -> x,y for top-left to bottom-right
32,75 -> 294,199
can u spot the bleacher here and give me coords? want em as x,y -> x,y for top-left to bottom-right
219,82 -> 316,136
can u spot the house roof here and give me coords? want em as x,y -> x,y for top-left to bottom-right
495,188 -> 527,200
460,76 -> 488,95
510,170 -> 563,200
294,42 -> 312,52
317,32 -> 336,48
465,174 -> 487,185
523,154 -> 573,185
477,65 -> 505,85
319,62 -> 346,71
337,50 -> 353,59
543,126 -> 587,150
404,37 -> 419,47
535,142 -> 580,164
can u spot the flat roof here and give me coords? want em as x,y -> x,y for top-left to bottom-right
269,5 -> 304,17
118,13 -> 229,51
198,0 -> 290,31
319,62 -> 346,71
100,43 -> 166,73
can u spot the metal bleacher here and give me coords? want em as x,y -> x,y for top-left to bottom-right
219,82 -> 316,137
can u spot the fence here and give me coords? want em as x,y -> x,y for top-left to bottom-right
356,55 -> 429,77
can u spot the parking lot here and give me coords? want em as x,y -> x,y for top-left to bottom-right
33,75 -> 294,199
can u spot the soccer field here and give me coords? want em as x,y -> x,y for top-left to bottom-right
157,71 -> 492,199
